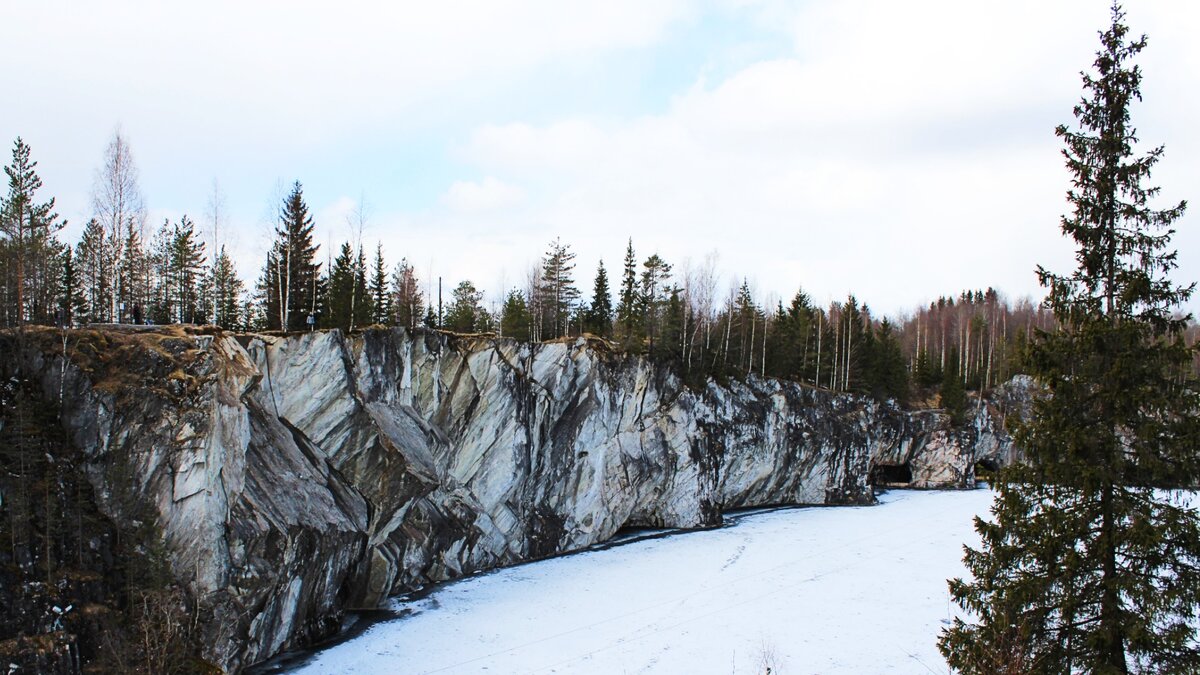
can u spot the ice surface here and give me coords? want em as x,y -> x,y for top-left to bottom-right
292,489 -> 993,674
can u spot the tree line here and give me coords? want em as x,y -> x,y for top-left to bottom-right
0,130 -> 1185,412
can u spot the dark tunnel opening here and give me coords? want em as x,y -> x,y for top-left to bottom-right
870,463 -> 913,487
973,458 -> 1000,485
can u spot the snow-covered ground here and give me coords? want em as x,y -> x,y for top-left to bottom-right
290,489 -> 993,674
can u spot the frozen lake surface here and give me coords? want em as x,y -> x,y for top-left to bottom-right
290,489 -> 993,674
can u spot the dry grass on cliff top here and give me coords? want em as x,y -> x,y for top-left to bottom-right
8,325 -> 209,402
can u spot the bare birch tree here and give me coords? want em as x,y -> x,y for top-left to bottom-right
91,130 -> 145,322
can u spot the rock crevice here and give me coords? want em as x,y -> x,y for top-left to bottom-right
4,327 -> 1024,672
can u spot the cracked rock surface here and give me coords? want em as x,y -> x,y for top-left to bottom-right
4,327 -> 1024,672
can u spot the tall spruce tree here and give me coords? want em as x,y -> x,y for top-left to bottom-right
326,242 -> 358,332
259,181 -> 320,331
168,215 -> 206,324
369,242 -> 390,325
615,238 -> 639,345
772,290 -> 814,382
206,245 -> 243,330
584,260 -> 613,337
118,223 -> 148,323
940,6 -> 1200,673
500,288 -> 531,340
351,244 -> 371,330
940,346 -> 968,425
869,319 -> 908,403
58,247 -> 85,327
75,218 -> 109,323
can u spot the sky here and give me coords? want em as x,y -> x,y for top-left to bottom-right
4,0 -> 1200,318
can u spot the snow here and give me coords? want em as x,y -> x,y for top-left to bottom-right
291,489 -> 994,674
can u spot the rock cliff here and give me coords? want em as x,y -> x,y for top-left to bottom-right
2,326 -> 1025,672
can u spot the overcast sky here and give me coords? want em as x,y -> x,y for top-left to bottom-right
4,0 -> 1199,318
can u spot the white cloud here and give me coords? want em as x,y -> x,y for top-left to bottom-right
5,0 -> 1199,318
446,0 -> 1200,315
441,177 -> 526,212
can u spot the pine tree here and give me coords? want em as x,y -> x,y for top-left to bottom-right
1,138 -> 64,327
940,6 -> 1200,672
584,260 -> 613,337
259,181 -> 320,331
540,237 -> 579,338
639,253 -> 672,354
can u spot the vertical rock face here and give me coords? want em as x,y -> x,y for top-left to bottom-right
4,327 -> 1024,672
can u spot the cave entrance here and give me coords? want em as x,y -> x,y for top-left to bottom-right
870,463 -> 912,487
973,458 -> 1000,485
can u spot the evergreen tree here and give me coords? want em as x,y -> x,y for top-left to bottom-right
23,233 -> 66,326
639,253 -> 672,353
772,290 -> 814,381
840,296 -> 868,391
731,279 -> 759,375
326,242 -> 357,332
74,219 -> 110,324
653,286 -> 686,364
259,181 -> 320,331
58,247 -> 85,327
351,244 -> 371,330
869,319 -> 908,403
584,260 -> 613,337
540,237 -> 579,338
445,280 -> 483,333
940,7 -> 1200,672
168,215 -> 205,324
206,245 -> 243,330
369,242 -> 390,325
500,289 -> 531,340
939,346 -> 967,425
914,347 -> 941,390
1,138 -> 64,327
615,238 -> 640,345
147,219 -> 172,323
117,223 -> 148,323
